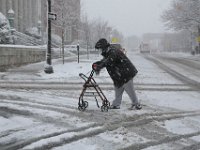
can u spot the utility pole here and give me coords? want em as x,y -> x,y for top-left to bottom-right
44,0 -> 54,74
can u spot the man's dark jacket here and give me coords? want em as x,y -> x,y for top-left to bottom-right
95,46 -> 138,88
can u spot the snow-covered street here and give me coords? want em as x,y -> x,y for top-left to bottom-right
0,52 -> 200,150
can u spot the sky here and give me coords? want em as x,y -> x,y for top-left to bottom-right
81,0 -> 173,37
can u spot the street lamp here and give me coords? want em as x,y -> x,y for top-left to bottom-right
44,0 -> 54,74
8,9 -> 14,29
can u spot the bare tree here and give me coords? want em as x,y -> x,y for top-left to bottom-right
84,18 -> 123,47
80,14 -> 91,58
53,0 -> 80,63
162,0 -> 200,52
162,0 -> 200,30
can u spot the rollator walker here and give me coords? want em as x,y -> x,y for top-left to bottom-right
78,70 -> 110,112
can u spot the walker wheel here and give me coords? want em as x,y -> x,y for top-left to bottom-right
78,105 -> 86,111
78,101 -> 88,111
101,105 -> 109,112
83,101 -> 88,108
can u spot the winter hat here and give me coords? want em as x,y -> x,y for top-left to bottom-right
95,38 -> 110,49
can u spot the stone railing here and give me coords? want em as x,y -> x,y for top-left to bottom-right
0,45 -> 46,71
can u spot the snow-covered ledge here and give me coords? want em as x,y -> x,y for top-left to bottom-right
0,44 -> 46,71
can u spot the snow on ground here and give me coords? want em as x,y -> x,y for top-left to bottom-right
0,52 -> 200,149
38,54 -> 112,84
140,91 -> 200,111
133,54 -> 183,85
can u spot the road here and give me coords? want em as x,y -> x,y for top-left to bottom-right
0,53 -> 200,150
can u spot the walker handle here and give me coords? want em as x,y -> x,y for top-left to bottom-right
79,73 -> 88,82
79,70 -> 95,82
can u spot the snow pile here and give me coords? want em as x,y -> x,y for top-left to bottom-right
25,27 -> 41,39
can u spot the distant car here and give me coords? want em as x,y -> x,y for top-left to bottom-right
140,43 -> 150,53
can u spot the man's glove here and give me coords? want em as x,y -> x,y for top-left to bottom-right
92,63 -> 100,75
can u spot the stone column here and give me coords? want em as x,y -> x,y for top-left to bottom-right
13,0 -> 19,30
18,0 -> 23,32
1,0 -> 7,16
32,0 -> 37,27
6,0 -> 10,16
0,0 -> 4,15
41,0 -> 48,33
38,0 -> 42,20
28,0 -> 32,27
23,0 -> 27,32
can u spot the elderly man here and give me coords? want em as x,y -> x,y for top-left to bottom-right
92,38 -> 142,110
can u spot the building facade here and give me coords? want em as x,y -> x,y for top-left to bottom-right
0,0 -> 41,33
0,0 -> 80,43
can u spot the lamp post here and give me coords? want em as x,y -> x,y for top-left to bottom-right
7,0 -> 14,28
44,0 -> 54,74
8,9 -> 14,29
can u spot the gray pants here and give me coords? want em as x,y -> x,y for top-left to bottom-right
112,79 -> 138,106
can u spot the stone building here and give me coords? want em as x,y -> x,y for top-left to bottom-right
0,0 -> 41,33
0,0 -> 80,43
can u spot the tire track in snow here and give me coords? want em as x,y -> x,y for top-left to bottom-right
181,142 -> 200,150
0,81 -> 197,91
120,131 -> 200,150
1,97 -> 200,126
1,93 -> 200,149
0,129 -> 25,139
0,125 -> 101,150
0,97 -> 199,126
0,102 -> 87,128
20,112 -> 200,150
1,107 -> 200,150
145,55 -> 200,90
0,94 -> 76,111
